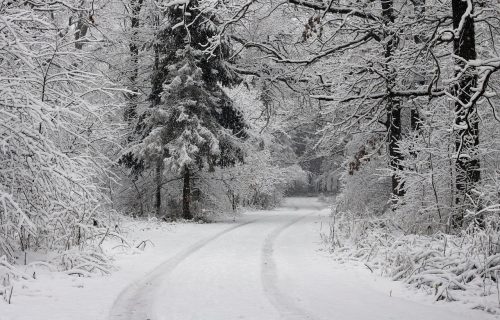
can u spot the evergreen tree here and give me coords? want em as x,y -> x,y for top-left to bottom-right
124,0 -> 245,219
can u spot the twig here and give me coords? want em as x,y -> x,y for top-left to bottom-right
8,286 -> 13,304
364,263 -> 374,273
136,239 -> 154,250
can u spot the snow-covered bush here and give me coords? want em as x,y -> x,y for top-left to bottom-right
0,3 -> 120,263
327,209 -> 500,312
392,99 -> 456,233
335,133 -> 392,216
0,256 -> 25,303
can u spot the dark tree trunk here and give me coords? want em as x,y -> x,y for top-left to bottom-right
155,158 -> 163,216
381,0 -> 404,196
452,0 -> 480,227
388,104 -> 404,196
75,13 -> 89,50
124,0 -> 144,123
411,0 -> 426,132
182,166 -> 192,220
410,110 -> 421,132
150,14 -> 163,109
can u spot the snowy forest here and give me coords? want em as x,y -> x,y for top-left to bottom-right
2,0 -> 500,319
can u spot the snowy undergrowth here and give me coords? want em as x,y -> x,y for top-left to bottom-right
324,210 -> 500,314
0,216 -> 168,305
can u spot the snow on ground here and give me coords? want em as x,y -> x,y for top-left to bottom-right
1,218 -> 244,320
2,197 -> 498,320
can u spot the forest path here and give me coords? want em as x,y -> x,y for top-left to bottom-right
108,197 -> 492,320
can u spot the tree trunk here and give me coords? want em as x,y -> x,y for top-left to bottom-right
381,0 -> 404,196
388,103 -> 404,196
452,0 -> 480,227
124,0 -> 144,123
75,13 -> 89,50
410,0 -> 426,132
182,166 -> 192,220
155,158 -> 163,216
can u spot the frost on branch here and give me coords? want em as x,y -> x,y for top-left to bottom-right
0,3 -> 120,264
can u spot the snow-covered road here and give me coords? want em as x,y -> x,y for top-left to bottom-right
108,198 -> 492,320
3,197 -> 495,320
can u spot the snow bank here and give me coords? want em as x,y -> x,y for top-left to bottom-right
324,210 -> 500,315
1,215 -> 244,320
0,217 -> 168,317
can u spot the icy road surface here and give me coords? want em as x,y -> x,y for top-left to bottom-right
108,198 -> 492,320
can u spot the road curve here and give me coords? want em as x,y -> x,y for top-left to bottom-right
109,197 -> 493,320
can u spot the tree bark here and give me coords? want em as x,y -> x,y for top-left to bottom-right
124,0 -> 144,123
74,13 -> 89,50
182,166 -> 192,220
388,104 -> 404,196
155,158 -> 163,216
452,0 -> 480,227
381,0 -> 404,196
411,0 -> 426,132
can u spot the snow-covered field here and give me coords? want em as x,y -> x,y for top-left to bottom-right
2,198 -> 496,320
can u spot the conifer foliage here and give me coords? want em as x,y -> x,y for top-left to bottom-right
125,0 -> 245,219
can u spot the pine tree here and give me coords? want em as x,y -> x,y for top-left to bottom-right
124,0 -> 245,219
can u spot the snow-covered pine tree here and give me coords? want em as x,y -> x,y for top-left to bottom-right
124,0 -> 245,219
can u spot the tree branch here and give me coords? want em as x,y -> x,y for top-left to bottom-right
287,0 -> 379,21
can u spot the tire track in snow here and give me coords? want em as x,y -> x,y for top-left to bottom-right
108,219 -> 258,320
261,212 -> 320,320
